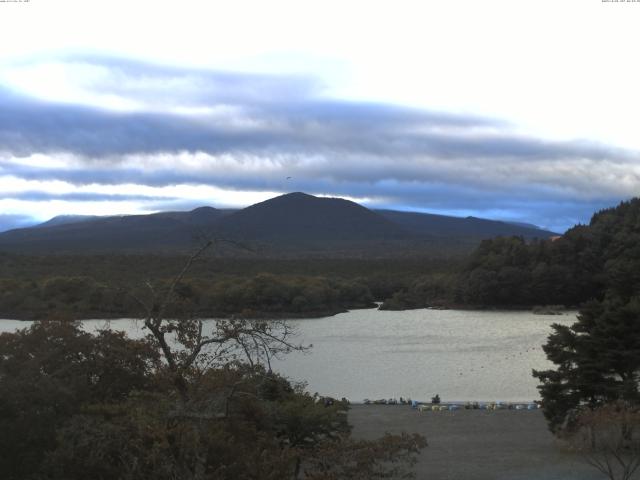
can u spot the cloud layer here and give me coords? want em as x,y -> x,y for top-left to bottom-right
1,55 -> 639,232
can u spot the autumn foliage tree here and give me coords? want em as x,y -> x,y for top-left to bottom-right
0,322 -> 159,479
0,243 -> 426,479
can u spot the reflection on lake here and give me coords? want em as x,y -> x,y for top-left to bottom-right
0,308 -> 576,402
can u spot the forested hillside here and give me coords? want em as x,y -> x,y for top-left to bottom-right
458,198 -> 640,307
381,198 -> 640,310
531,199 -> 640,435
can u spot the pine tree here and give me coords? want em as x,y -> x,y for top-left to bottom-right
534,297 -> 640,432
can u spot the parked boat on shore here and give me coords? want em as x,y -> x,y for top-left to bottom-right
360,397 -> 540,411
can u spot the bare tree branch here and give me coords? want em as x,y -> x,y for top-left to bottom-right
124,239 -> 308,402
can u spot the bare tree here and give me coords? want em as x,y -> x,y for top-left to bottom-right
123,240 -> 311,478
565,401 -> 640,480
129,240 -> 307,400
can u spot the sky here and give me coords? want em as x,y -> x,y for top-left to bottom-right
1,0 -> 639,233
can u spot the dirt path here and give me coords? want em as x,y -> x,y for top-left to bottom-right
349,405 -> 605,480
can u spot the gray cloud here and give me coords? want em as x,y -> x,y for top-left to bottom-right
1,55 -> 639,231
0,159 -> 620,232
1,190 -> 177,203
63,54 -> 322,106
1,56 -> 632,163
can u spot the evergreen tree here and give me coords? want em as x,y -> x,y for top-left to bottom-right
534,297 -> 640,432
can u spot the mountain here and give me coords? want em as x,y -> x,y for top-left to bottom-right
375,210 -> 556,240
34,215 -> 99,228
0,192 -> 557,255
218,192 -> 404,243
0,207 -> 228,253
149,206 -> 226,227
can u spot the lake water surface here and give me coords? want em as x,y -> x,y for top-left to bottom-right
0,308 -> 576,403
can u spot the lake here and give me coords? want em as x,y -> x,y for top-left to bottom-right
0,308 -> 576,403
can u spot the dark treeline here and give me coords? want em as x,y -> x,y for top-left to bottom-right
0,255 -> 461,320
456,234 -> 600,307
386,198 -> 640,310
0,254 -> 459,281
458,198 -> 640,307
378,273 -> 458,311
0,275 -> 374,320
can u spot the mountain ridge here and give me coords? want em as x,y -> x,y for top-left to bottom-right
0,192 -> 558,255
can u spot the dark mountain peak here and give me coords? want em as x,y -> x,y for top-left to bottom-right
186,206 -> 223,225
253,192 -> 347,207
238,192 -> 367,215
279,191 -> 314,200
190,206 -> 218,214
219,192 -> 404,242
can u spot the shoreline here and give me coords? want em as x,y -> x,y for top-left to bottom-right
352,400 -> 540,406
0,304 -> 578,323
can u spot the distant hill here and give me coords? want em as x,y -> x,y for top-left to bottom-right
0,207 -> 228,253
34,215 -> 99,228
0,192 -> 557,255
375,210 -> 555,240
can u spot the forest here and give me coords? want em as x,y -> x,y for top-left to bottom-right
0,255 -> 459,320
4,198 -> 640,319
384,198 -> 640,310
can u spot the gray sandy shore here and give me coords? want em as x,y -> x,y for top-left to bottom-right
349,405 -> 605,480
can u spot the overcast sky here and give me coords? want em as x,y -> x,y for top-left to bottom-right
0,0 -> 639,233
